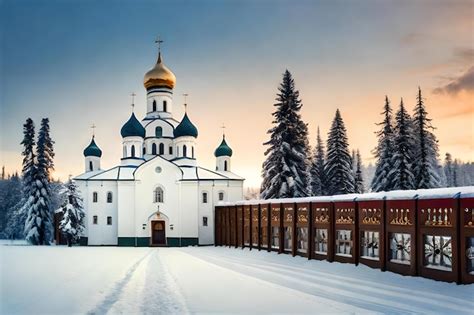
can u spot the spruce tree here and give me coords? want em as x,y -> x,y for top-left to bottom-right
388,99 -> 416,190
37,118 -> 55,180
310,127 -> 327,196
444,153 -> 454,187
325,109 -> 355,195
412,87 -> 441,188
58,180 -> 85,246
354,149 -> 364,193
452,159 -> 460,187
371,96 -> 395,192
260,70 -> 311,199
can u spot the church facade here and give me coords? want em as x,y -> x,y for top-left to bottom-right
74,46 -> 244,246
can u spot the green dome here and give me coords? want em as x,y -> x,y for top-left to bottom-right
174,113 -> 198,138
214,136 -> 233,157
121,113 -> 145,138
83,137 -> 102,157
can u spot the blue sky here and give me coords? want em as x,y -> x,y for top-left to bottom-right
1,0 -> 473,187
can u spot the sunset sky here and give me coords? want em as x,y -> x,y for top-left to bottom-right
1,0 -> 473,188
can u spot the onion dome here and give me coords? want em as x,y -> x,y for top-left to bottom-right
120,113 -> 146,138
174,113 -> 198,138
214,135 -> 233,157
143,52 -> 176,90
83,136 -> 102,157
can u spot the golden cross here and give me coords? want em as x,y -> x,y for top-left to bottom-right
155,36 -> 164,53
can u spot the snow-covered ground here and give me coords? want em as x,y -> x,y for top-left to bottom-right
1,245 -> 473,314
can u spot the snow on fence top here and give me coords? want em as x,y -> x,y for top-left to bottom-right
218,186 -> 474,206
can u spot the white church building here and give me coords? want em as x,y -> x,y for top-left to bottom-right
74,45 -> 244,246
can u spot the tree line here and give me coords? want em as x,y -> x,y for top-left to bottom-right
260,70 -> 470,199
0,118 -> 85,245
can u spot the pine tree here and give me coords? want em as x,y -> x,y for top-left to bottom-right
412,87 -> 441,188
325,109 -> 355,195
1,166 -> 5,180
354,149 -> 364,193
260,70 -> 311,199
453,159 -> 460,187
37,118 -> 55,180
371,96 -> 395,192
58,180 -> 85,246
388,99 -> 416,190
310,127 -> 327,196
444,153 -> 454,187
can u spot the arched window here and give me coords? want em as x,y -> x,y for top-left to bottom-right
169,146 -> 173,155
153,187 -> 164,203
163,100 -> 167,112
152,143 -> 157,155
107,192 -> 113,203
93,192 -> 98,203
131,145 -> 136,158
176,146 -> 179,156
155,126 -> 162,138
192,146 -> 194,158
123,146 -> 127,158
159,143 -> 164,155
143,147 -> 146,155
152,100 -> 157,112
183,145 -> 187,157
218,191 -> 225,201
224,160 -> 228,171
89,161 -> 93,171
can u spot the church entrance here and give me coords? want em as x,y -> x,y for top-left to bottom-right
151,220 -> 166,246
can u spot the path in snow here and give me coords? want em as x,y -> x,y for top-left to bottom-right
2,245 -> 473,314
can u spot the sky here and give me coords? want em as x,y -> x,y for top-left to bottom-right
1,0 -> 473,188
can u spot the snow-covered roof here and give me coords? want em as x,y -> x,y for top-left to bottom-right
181,167 -> 244,181
74,166 -> 138,181
218,186 -> 474,206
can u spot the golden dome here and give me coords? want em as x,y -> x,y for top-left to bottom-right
143,52 -> 176,90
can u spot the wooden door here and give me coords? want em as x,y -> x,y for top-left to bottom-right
152,221 -> 166,245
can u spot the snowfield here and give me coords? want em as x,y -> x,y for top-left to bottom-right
1,246 -> 473,314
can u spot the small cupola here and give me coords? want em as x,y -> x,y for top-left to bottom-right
120,113 -> 146,138
174,113 -> 198,138
83,136 -> 102,157
214,135 -> 233,157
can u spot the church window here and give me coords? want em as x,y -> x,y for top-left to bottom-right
89,161 -> 93,171
143,147 -> 146,155
159,143 -> 164,155
176,146 -> 179,156
131,145 -> 136,158
183,145 -> 187,157
93,192 -> 98,203
107,192 -> 113,203
163,100 -> 167,112
155,126 -> 163,138
224,160 -> 228,171
218,192 -> 225,201
202,192 -> 208,203
169,146 -> 173,155
192,146 -> 194,158
107,216 -> 112,225
154,187 -> 164,203
123,146 -> 127,158
93,216 -> 98,224
152,143 -> 157,155
203,216 -> 208,227
153,100 -> 157,112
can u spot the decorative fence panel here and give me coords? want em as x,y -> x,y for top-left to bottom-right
214,187 -> 474,284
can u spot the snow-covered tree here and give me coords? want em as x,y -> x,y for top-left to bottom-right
412,87 -> 441,189
0,174 -> 23,238
23,118 -> 55,245
310,127 -> 327,196
444,153 -> 455,187
37,118 -> 55,180
371,96 -> 395,192
452,159 -> 460,187
325,109 -> 355,195
388,99 -> 416,190
260,70 -> 311,199
354,149 -> 364,193
58,180 -> 85,246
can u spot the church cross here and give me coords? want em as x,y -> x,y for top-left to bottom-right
131,92 -> 136,112
91,124 -> 96,137
183,93 -> 189,112
155,36 -> 164,53
221,124 -> 226,137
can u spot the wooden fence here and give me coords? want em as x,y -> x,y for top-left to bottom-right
215,187 -> 474,284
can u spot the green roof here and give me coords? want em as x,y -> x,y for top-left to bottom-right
121,113 -> 146,138
174,113 -> 198,138
83,137 -> 102,157
214,136 -> 233,157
